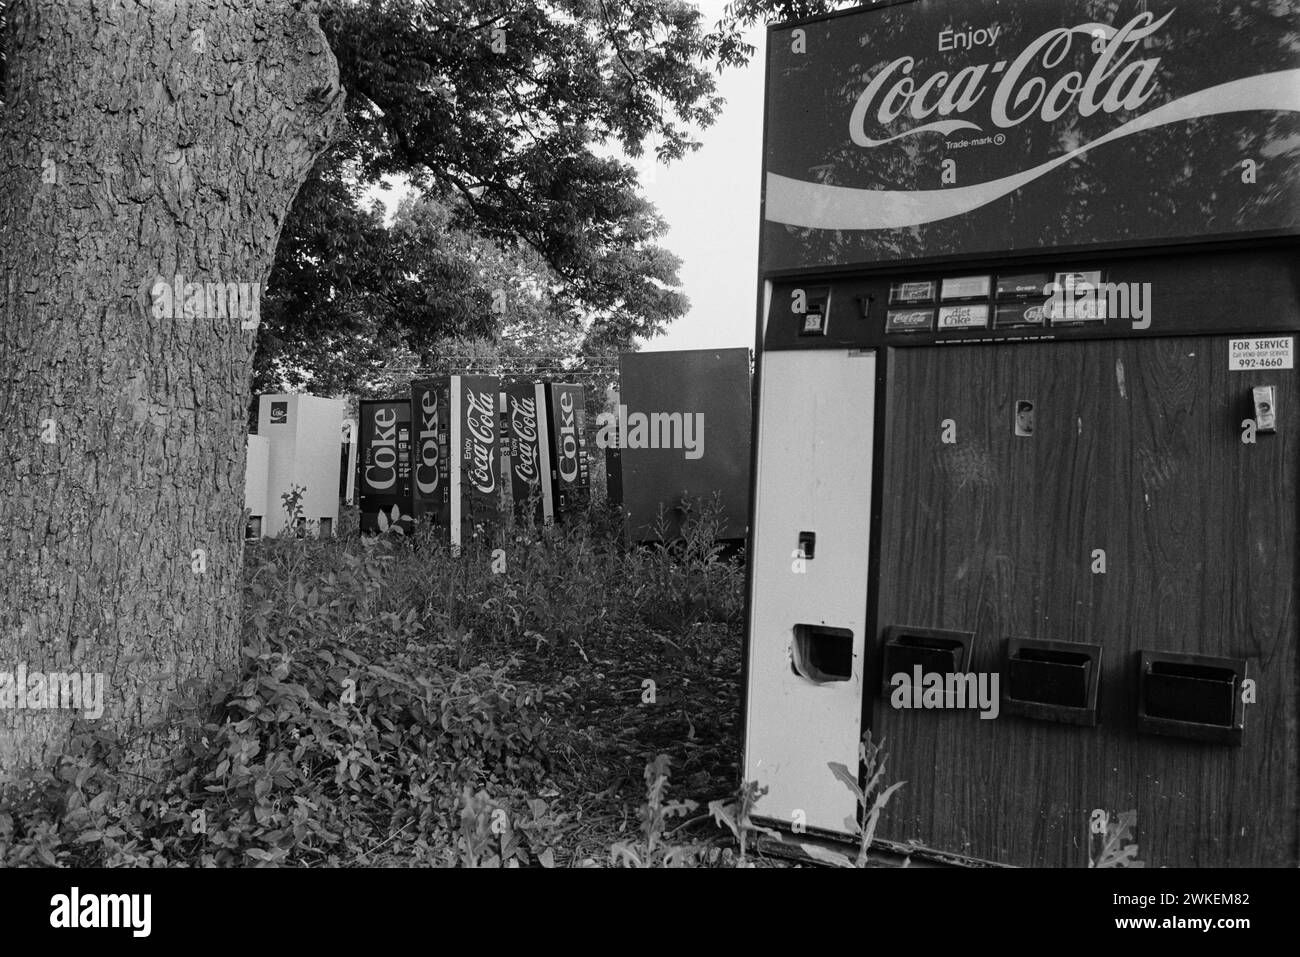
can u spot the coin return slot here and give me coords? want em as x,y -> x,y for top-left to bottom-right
1004,638 -> 1101,726
1137,651 -> 1246,745
880,625 -> 974,696
1253,385 -> 1277,433
1015,400 -> 1035,437
791,624 -> 854,683
798,531 -> 815,559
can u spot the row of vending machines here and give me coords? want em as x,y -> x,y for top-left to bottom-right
242,381 -> 591,543
356,378 -> 590,543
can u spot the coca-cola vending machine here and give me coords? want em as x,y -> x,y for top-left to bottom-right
409,376 -> 501,547
545,383 -> 590,519
357,398 -> 413,534
743,0 -> 1299,867
503,381 -> 555,525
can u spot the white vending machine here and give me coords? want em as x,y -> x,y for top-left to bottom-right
251,394 -> 345,537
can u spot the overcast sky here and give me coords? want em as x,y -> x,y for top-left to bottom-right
634,8 -> 767,354
367,5 -> 769,357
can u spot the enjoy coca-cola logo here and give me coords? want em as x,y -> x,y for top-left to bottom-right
511,396 -> 538,443
849,10 -> 1170,148
464,388 -> 496,494
510,396 -> 539,483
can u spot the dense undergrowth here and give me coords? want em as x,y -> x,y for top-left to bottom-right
1,499 -> 759,867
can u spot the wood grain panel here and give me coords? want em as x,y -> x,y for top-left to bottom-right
873,337 -> 1299,866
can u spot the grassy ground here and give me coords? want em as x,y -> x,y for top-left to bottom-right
2,497 -> 785,867
336,500 -> 753,865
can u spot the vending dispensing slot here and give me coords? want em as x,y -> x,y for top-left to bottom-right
1137,651 -> 1246,745
1003,638 -> 1101,726
880,625 -> 974,696
791,624 -> 854,683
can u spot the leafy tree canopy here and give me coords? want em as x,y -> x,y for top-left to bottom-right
259,0 -> 734,394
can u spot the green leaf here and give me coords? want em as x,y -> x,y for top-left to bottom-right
828,761 -> 865,803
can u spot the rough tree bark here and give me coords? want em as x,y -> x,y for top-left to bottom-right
0,0 -> 343,776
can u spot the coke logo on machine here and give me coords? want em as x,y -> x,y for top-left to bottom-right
414,387 -> 440,495
849,11 -> 1169,148
365,405 -> 399,491
557,389 -> 579,483
511,396 -> 539,483
465,388 -> 496,494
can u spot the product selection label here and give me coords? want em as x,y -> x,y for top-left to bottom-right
889,280 -> 936,304
937,304 -> 990,329
940,275 -> 992,301
996,274 -> 1051,298
886,308 -> 935,333
994,302 -> 1046,328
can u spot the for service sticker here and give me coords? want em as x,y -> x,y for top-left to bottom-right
1229,337 -> 1293,371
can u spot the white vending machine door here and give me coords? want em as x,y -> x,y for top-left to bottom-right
743,349 -> 875,836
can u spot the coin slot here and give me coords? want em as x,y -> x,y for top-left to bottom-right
798,530 -> 815,560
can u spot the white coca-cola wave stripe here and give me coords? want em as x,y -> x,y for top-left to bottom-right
766,70 -> 1300,231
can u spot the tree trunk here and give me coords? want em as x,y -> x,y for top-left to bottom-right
0,0 -> 343,777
